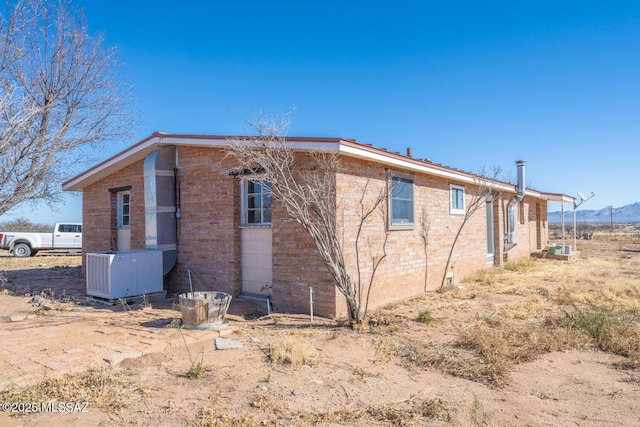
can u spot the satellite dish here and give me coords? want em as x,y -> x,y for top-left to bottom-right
575,190 -> 595,207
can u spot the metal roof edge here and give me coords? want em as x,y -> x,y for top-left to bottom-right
539,192 -> 576,203
62,133 -> 570,201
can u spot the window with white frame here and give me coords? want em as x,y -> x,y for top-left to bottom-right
450,184 -> 465,215
242,180 -> 272,225
388,171 -> 414,230
117,192 -> 131,226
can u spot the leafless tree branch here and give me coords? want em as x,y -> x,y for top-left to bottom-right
0,0 -> 136,216
224,112 -> 388,325
439,165 -> 502,291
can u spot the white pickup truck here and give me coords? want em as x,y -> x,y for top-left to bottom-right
0,223 -> 82,257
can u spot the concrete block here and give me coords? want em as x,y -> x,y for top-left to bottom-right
214,337 -> 243,350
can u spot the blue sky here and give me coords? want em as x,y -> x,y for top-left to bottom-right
2,0 -> 639,224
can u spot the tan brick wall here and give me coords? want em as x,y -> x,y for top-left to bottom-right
267,153 -> 338,317
333,158 -> 548,314
333,158 -> 489,313
496,195 -> 548,264
80,146 -> 549,317
82,160 -> 146,264
271,209 -> 338,317
165,146 -> 242,297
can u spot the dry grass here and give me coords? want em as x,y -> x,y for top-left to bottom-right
305,398 -> 451,425
269,335 -> 317,365
384,239 -> 640,387
189,407 -> 256,427
0,368 -> 146,416
562,303 -> 640,367
228,392 -> 453,426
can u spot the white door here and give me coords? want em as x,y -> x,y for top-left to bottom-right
117,192 -> 131,251
241,227 -> 272,296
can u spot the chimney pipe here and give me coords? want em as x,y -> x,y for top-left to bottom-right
406,147 -> 412,157
505,160 -> 526,250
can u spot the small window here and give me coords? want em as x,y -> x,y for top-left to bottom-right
450,184 -> 465,215
243,180 -> 272,225
118,192 -> 131,227
388,172 -> 414,230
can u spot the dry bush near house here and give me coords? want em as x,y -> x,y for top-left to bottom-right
269,335 -> 317,365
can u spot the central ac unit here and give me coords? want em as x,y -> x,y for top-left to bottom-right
86,250 -> 163,299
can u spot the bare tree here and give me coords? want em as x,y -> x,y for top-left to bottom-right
225,113 -> 389,325
0,0 -> 134,216
439,166 -> 501,291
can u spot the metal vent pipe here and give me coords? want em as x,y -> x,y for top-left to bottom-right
506,160 -> 526,248
144,146 -> 178,275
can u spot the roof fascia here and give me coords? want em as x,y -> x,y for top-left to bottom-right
62,133 -> 570,203
539,192 -> 576,203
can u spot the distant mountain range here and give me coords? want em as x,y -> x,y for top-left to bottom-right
548,202 -> 640,224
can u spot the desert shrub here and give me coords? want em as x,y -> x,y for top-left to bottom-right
563,303 -> 640,364
417,309 -> 436,324
269,335 -> 316,365
187,360 -> 206,379
468,395 -> 491,426
565,303 -> 616,342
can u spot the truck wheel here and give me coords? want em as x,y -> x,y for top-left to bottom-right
13,243 -> 32,258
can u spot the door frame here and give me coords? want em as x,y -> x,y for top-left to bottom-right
117,191 -> 131,251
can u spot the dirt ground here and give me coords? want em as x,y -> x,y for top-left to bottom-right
1,232 -> 640,426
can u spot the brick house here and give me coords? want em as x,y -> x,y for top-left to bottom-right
63,132 -> 573,317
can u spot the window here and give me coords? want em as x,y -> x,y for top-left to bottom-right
450,184 -> 465,214
118,192 -> 131,227
388,172 -> 414,230
243,180 -> 272,225
58,224 -> 81,233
